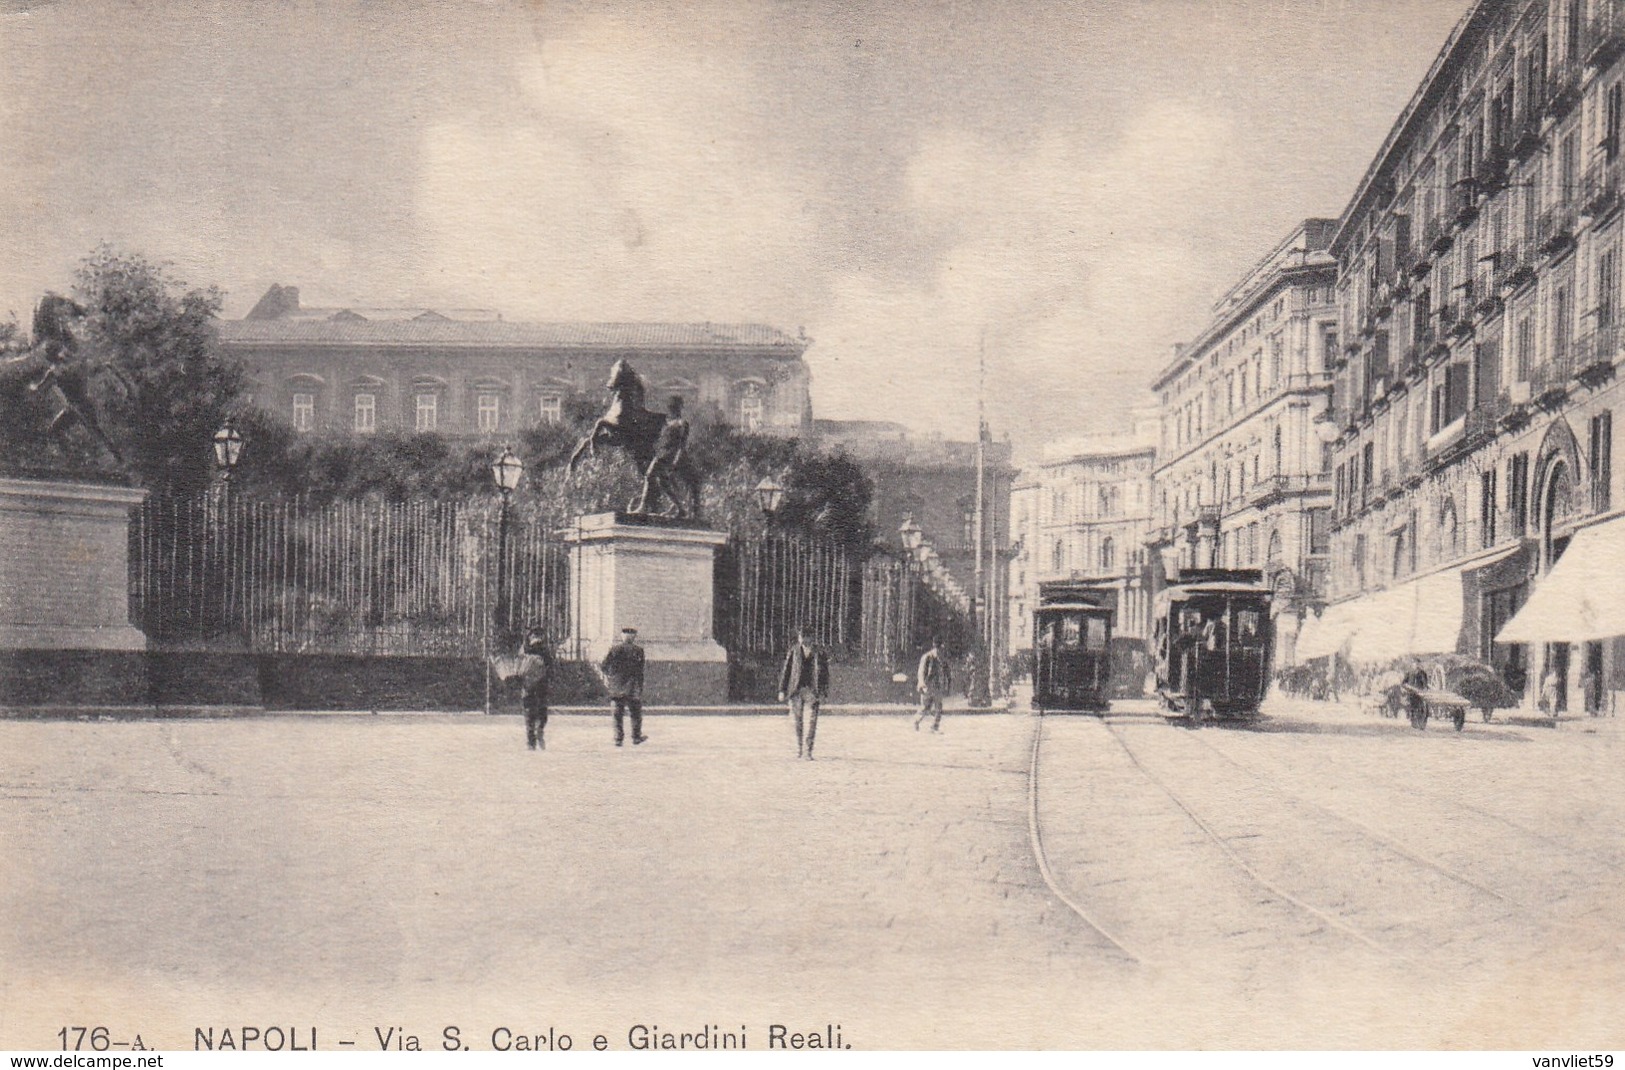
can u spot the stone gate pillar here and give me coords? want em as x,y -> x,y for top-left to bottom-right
561,512 -> 729,705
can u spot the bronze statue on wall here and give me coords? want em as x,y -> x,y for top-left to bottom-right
0,294 -> 128,467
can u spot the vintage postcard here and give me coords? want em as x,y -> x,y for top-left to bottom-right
1,0 -> 1622,1054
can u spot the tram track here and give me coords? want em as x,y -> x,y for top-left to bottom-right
1023,704 -> 1604,973
1095,717 -> 1410,962
1025,712 -> 1147,964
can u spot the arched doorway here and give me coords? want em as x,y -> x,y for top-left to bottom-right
1540,459 -> 1575,569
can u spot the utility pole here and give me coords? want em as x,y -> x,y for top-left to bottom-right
971,330 -> 991,707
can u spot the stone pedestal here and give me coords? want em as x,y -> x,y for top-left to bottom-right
562,512 -> 729,705
0,478 -> 149,706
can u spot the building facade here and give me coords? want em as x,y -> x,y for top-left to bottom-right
1326,0 -> 1625,712
1144,220 -> 1341,665
221,285 -> 813,439
1007,419 -> 1158,658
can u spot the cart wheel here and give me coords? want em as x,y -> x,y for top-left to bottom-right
1453,708 -> 1466,731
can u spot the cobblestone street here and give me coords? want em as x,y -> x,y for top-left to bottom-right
2,701 -> 1621,1048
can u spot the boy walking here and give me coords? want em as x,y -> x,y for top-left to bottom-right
518,627 -> 556,750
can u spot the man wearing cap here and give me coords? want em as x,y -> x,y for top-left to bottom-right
600,627 -> 648,746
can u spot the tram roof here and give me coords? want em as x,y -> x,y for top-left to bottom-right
1157,582 -> 1272,598
1034,602 -> 1115,613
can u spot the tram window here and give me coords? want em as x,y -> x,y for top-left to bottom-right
1179,608 -> 1203,634
1084,617 -> 1107,651
1237,609 -> 1262,641
1061,618 -> 1082,647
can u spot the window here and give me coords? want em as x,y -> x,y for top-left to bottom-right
415,393 -> 438,432
1591,410 -> 1613,512
1354,533 -> 1368,588
539,394 -> 562,425
1052,540 -> 1065,573
477,393 -> 500,433
739,384 -> 764,430
1608,81 -> 1624,163
1599,250 -> 1618,330
1362,442 -> 1375,504
1100,537 -> 1115,572
354,393 -> 376,433
1440,498 -> 1459,560
1509,452 -> 1530,536
1516,315 -> 1534,382
1482,468 -> 1498,548
292,392 -> 314,432
1554,283 -> 1572,360
1392,530 -> 1408,579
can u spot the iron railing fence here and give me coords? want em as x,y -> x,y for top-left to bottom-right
130,494 -> 568,656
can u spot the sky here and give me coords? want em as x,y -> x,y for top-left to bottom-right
0,0 -> 1472,457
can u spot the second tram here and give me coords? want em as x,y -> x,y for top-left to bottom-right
1151,568 -> 1273,721
1032,588 -> 1115,713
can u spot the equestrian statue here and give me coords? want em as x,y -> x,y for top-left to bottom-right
567,359 -> 701,519
0,293 -> 128,466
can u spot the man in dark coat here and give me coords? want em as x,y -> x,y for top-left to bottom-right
913,638 -> 951,732
778,625 -> 830,760
600,627 -> 648,746
518,627 -> 556,751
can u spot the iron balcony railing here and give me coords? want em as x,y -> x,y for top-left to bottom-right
1531,344 -> 1577,407
1586,4 -> 1625,68
1584,156 -> 1623,219
1538,202 -> 1578,255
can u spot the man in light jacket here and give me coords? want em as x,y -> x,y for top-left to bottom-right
914,638 -> 951,732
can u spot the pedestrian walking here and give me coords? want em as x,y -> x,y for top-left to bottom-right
600,627 -> 648,746
778,625 -> 830,760
518,626 -> 556,751
1539,665 -> 1560,716
913,638 -> 951,732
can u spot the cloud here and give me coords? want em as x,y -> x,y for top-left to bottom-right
416,15 -> 819,323
809,99 -> 1235,447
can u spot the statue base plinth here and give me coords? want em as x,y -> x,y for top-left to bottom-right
0,478 -> 150,707
561,512 -> 728,705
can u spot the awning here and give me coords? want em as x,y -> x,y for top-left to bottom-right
1297,600 -> 1359,660
1347,584 -> 1421,663
1496,515 -> 1625,643
1341,565 -> 1470,664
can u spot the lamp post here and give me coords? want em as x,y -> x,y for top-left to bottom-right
899,514 -> 924,554
490,445 -> 524,647
754,475 -> 785,524
212,418 -> 244,486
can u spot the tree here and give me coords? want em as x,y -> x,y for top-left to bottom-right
72,247 -> 245,494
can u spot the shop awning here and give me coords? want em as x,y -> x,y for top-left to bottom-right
1409,567 -> 1467,656
1297,600 -> 1360,660
1347,584 -> 1421,663
1496,515 -> 1625,643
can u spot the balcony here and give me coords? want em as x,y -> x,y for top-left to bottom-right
1583,157 -> 1623,222
1408,242 -> 1434,277
1547,61 -> 1582,120
1477,149 -> 1510,194
1575,323 -> 1620,389
1424,215 -> 1454,255
1448,182 -> 1480,228
1537,202 -> 1578,257
1531,345 -> 1577,410
1586,5 -> 1625,68
1474,271 -> 1504,317
1498,386 -> 1534,432
1510,107 -> 1544,160
1496,241 -> 1536,291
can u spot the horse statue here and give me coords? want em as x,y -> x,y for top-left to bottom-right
567,359 -> 701,519
0,293 -> 129,466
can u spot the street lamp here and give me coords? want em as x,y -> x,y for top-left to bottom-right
212,418 -> 244,484
754,475 -> 785,518
490,445 -> 524,646
899,514 -> 924,553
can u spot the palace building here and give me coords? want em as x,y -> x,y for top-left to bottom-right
1144,220 -> 1341,666
1321,0 -> 1625,713
220,284 -> 813,439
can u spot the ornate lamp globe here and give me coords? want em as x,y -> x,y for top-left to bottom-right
754,475 -> 785,516
212,418 -> 244,473
491,446 -> 525,495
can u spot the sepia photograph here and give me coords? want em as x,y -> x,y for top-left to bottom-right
2,0 -> 1623,1053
